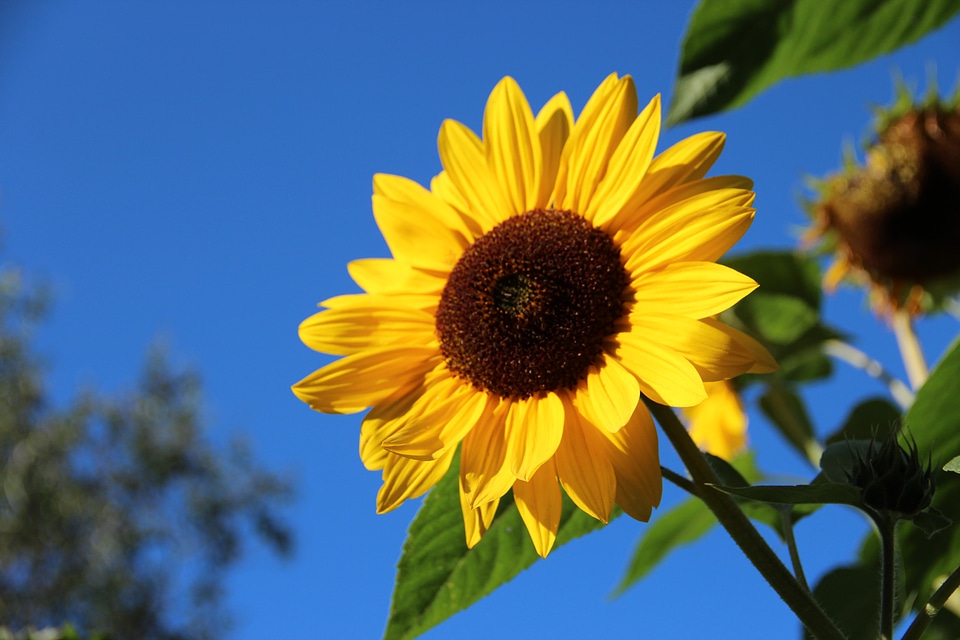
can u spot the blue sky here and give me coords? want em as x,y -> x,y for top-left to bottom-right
2,2 -> 959,638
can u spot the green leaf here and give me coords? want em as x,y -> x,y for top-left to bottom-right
905,338 -> 960,458
734,292 -> 818,344
776,348 -> 834,383
723,251 -> 822,310
945,456 -> 960,474
703,452 -> 750,487
712,481 -> 864,508
384,451 -> 612,640
668,0 -> 960,124
910,508 -> 952,539
613,496 -> 716,597
759,385 -> 819,462
826,397 -> 901,444
819,439 -> 873,484
805,564 -> 880,640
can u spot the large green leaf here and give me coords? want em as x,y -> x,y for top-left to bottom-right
904,337 -> 960,457
712,481 -> 864,508
383,452 -> 613,640
668,0 -> 960,124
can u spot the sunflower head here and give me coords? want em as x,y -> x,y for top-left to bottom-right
806,82 -> 960,315
293,74 -> 776,557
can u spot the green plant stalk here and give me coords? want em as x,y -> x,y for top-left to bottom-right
877,515 -> 897,640
822,339 -> 914,409
645,398 -> 845,640
892,309 -> 929,390
901,561 -> 960,640
660,465 -> 697,495
780,509 -> 810,593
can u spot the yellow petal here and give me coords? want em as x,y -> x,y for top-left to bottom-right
460,399 -> 515,508
318,292 -> 439,314
592,402 -> 662,521
614,332 -> 707,407
292,346 -> 440,414
622,197 -> 755,275
571,356 -> 640,432
460,487 -> 500,549
359,381 -> 427,471
513,459 -> 562,558
383,376 -> 489,460
554,73 -> 638,213
376,448 -> 455,513
640,131 -> 728,199
348,259 -> 447,297
483,76 -> 541,215
373,173 -> 476,241
611,176 -> 754,236
298,297 -> 436,355
585,94 -> 661,228
438,118 -> 510,232
684,380 -> 747,460
633,315 -> 764,382
505,392 -> 564,482
372,193 -> 468,271
702,317 -> 778,374
555,395 -> 616,522
534,92 -> 573,207
429,170 -> 483,236
629,262 -> 758,319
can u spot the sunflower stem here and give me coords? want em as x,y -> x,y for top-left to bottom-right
900,561 -> 960,640
645,398 -> 845,640
780,509 -> 810,593
660,465 -> 697,495
823,339 -> 914,409
892,309 -> 929,390
878,515 -> 898,640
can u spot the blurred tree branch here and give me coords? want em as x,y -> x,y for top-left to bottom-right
0,260 -> 294,639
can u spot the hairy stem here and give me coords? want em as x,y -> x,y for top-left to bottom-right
645,398 -> 845,640
900,562 -> 960,640
781,509 -> 810,593
878,516 -> 897,640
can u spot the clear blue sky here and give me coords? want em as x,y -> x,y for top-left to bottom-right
2,3 -> 959,638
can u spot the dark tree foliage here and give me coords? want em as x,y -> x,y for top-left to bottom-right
0,265 -> 294,639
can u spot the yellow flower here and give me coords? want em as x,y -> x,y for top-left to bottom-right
683,380 -> 748,461
293,74 -> 777,557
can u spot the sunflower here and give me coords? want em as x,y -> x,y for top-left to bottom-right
806,90 -> 960,317
682,380 -> 748,461
293,74 -> 777,557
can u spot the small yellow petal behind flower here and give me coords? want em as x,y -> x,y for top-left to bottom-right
683,380 -> 748,461
293,74 -> 775,555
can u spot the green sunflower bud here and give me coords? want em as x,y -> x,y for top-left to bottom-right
847,432 -> 935,520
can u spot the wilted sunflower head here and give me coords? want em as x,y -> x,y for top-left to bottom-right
807,83 -> 960,315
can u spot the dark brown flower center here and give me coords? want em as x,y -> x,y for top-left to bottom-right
435,209 -> 629,398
